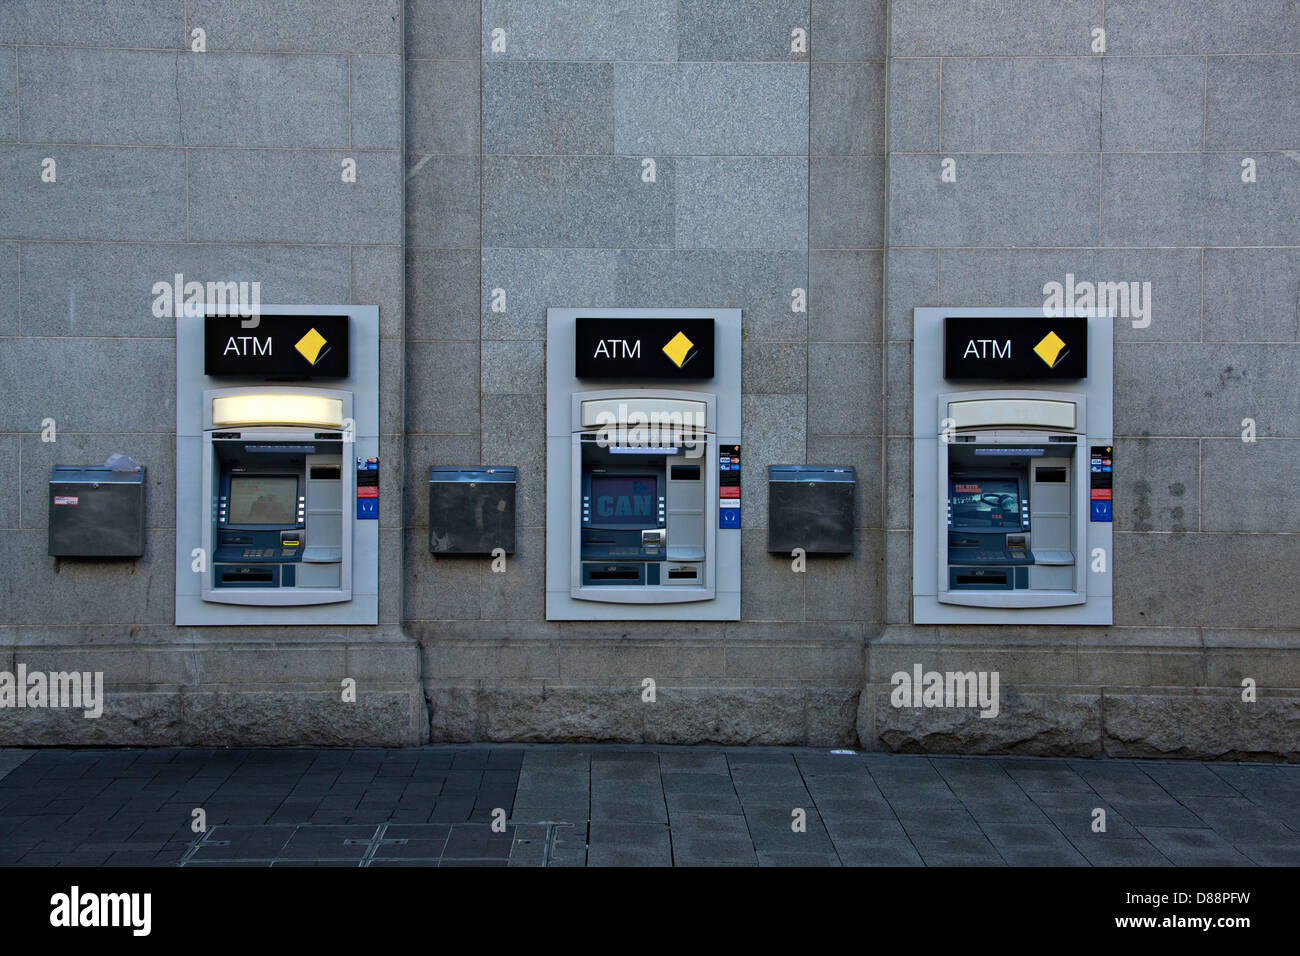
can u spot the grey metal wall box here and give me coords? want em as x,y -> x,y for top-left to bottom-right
767,465 -> 856,554
429,467 -> 517,554
48,466 -> 147,558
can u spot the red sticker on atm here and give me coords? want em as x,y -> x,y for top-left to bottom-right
356,486 -> 378,498
1090,488 -> 1112,500
719,486 -> 740,498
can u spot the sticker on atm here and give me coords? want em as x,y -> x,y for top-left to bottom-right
53,496 -> 79,506
1090,488 -> 1112,500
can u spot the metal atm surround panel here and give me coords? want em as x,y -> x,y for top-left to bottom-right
546,307 -> 742,622
911,307 -> 1113,626
175,304 -> 379,626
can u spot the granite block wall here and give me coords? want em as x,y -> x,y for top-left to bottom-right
0,0 -> 422,745
1,0 -> 1294,756
405,0 -> 879,744
872,0 -> 1299,758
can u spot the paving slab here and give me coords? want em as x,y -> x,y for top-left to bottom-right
669,813 -> 759,865
658,752 -> 730,774
1137,827 -> 1257,866
1,745 -> 1296,866
588,822 -> 672,867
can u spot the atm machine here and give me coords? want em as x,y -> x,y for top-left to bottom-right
203,387 -> 353,602
938,392 -> 1092,602
175,305 -> 379,626
546,308 -> 742,621
913,307 -> 1113,625
573,390 -> 716,595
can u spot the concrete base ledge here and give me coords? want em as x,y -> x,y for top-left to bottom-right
0,690 -> 430,747
424,683 -> 860,747
859,686 -> 1299,761
859,623 -> 1300,760
0,641 -> 427,746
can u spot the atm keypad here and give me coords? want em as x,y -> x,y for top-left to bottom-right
236,547 -> 301,559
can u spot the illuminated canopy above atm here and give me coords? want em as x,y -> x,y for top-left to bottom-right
212,394 -> 345,428
580,397 -> 707,428
947,399 -> 1076,431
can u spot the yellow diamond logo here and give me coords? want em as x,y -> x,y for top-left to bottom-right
662,331 -> 696,369
1033,330 -> 1067,368
295,327 -> 328,365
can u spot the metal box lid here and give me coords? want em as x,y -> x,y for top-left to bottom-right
767,465 -> 855,482
428,466 -> 517,482
49,465 -> 145,484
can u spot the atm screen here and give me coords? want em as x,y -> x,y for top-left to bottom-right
589,476 -> 657,525
227,476 -> 298,525
950,478 -> 1021,530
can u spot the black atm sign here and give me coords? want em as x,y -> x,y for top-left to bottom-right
575,318 -> 715,379
944,315 -> 1087,380
204,314 -> 350,378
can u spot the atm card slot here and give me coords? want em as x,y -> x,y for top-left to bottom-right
666,566 -> 699,580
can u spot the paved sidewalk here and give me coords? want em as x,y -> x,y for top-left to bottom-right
0,746 -> 1296,866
